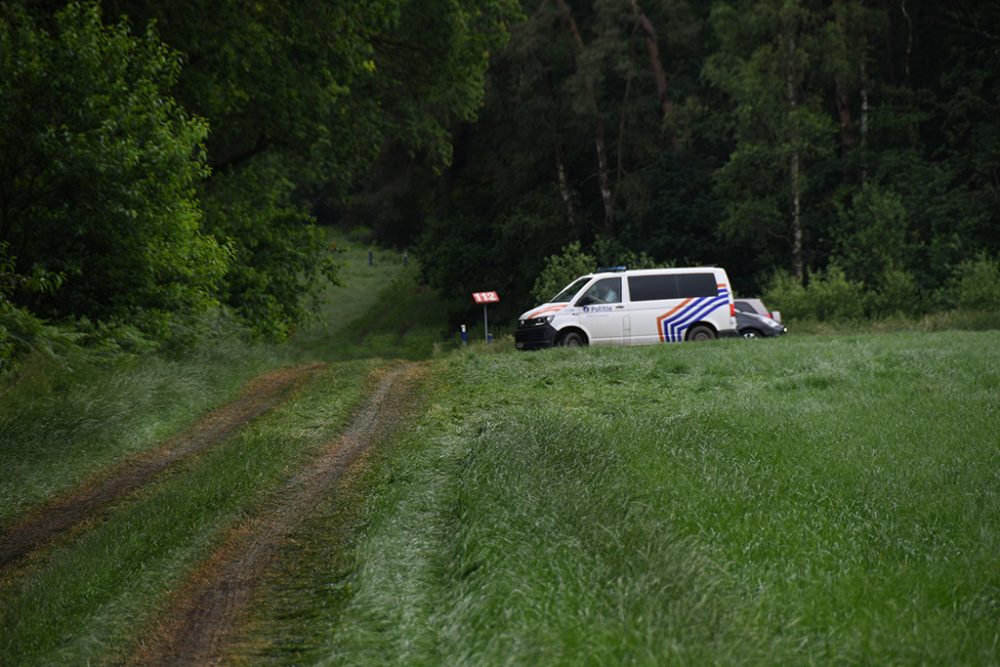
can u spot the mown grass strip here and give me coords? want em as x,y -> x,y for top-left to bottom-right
270,332 -> 1000,665
0,360 -> 379,667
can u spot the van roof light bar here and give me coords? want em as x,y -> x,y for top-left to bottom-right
596,265 -> 627,272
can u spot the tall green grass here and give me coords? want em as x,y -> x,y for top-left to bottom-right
0,361 -> 379,666
0,340 -> 287,524
281,332 -> 1000,665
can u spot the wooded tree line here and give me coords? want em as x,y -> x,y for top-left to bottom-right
372,0 -> 997,322
2,0 -> 998,365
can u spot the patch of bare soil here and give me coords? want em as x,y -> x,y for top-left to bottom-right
0,363 -> 325,570
130,362 -> 426,667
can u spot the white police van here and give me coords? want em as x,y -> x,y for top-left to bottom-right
515,267 -> 738,349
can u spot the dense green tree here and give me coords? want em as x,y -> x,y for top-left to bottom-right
706,0 -> 837,282
0,2 -> 227,338
99,0 -> 516,337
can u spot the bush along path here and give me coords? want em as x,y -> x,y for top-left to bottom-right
0,363 -> 325,570
129,362 -> 427,666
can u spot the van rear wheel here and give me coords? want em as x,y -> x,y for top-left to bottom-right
559,331 -> 585,347
687,325 -> 716,342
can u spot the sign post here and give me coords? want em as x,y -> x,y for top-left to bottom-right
471,291 -> 500,342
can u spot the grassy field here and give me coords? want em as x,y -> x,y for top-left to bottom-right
249,332 -> 1000,665
2,247 -> 999,665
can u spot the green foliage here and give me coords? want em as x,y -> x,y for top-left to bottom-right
371,0 -> 519,171
0,3 -> 227,335
946,254 -> 1000,312
764,264 -> 866,321
591,237 -> 658,271
869,267 -> 922,317
202,159 -> 339,340
531,242 -> 596,302
706,0 -> 837,272
833,183 -> 911,288
806,264 -> 868,320
0,305 -> 82,375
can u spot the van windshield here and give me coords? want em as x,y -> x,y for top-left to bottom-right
550,277 -> 592,303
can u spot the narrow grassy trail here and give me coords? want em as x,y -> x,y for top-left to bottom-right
130,362 -> 428,666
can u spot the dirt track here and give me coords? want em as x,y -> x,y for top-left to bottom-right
130,362 -> 426,666
0,363 -> 324,570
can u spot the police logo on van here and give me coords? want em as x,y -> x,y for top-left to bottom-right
582,305 -> 614,314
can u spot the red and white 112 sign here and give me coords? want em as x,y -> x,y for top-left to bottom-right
472,291 -> 500,304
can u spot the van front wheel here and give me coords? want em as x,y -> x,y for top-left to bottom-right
559,331 -> 586,347
687,325 -> 716,342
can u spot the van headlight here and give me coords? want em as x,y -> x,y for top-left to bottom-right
519,316 -> 554,327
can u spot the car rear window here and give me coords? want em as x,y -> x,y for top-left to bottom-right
628,273 -> 717,301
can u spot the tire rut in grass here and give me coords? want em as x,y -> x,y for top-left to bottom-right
129,362 -> 426,667
0,363 -> 325,570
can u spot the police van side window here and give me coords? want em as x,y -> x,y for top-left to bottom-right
576,277 -> 622,306
676,273 -> 717,297
628,275 -> 679,301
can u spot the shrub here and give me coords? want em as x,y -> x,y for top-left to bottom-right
531,242 -> 596,303
762,270 -> 810,319
806,265 -> 868,320
764,265 -> 868,321
870,267 -> 923,317
945,255 -> 1000,311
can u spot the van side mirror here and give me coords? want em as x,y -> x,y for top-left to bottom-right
576,296 -> 595,307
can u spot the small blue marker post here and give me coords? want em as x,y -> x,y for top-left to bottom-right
368,250 -> 373,266
461,324 -> 468,345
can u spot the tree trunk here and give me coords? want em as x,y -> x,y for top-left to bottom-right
627,0 -> 678,150
860,42 -> 870,183
554,0 -> 615,234
784,20 -> 805,283
555,146 -> 577,231
790,150 -> 804,282
833,0 -> 856,150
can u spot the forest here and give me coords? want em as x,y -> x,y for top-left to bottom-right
1,0 -> 998,367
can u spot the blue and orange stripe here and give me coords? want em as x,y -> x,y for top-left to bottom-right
657,284 -> 731,342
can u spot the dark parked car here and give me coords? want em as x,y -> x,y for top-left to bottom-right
734,298 -> 779,321
734,299 -> 787,338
